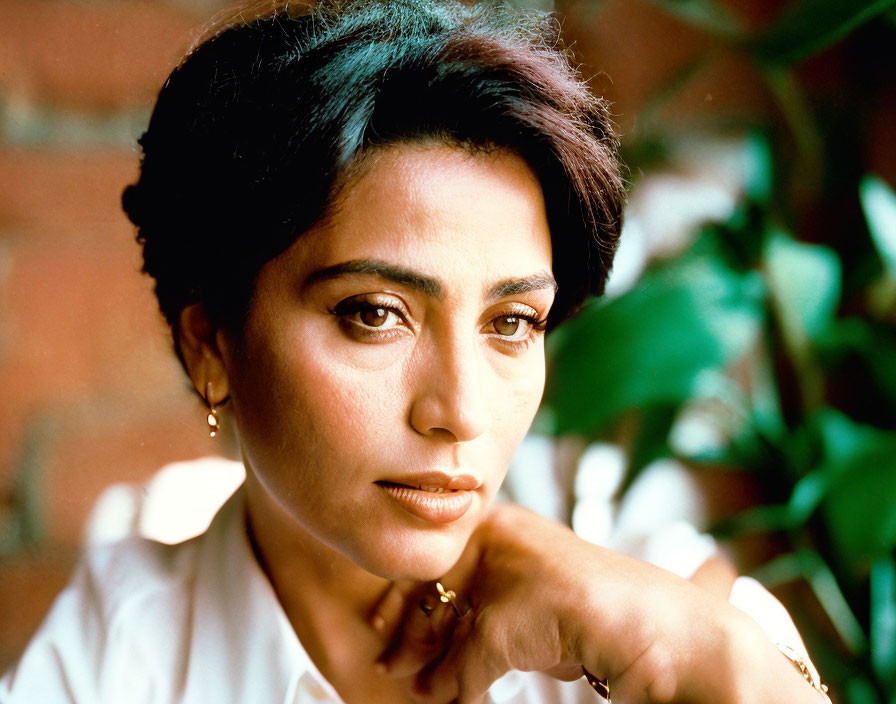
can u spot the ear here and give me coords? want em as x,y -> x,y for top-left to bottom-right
177,304 -> 230,405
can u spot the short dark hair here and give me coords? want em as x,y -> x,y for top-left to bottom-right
122,0 -> 624,346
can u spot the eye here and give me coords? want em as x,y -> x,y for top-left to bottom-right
492,315 -> 527,339
359,305 -> 395,328
485,307 -> 547,348
332,295 -> 408,337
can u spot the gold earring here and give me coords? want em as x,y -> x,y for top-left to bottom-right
205,382 -> 220,438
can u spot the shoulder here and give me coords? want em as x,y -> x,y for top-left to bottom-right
82,533 -> 202,644
0,534 -> 204,704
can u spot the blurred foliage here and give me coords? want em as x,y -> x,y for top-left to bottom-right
542,0 -> 896,701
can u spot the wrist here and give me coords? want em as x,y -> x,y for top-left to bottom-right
689,603 -> 764,704
691,603 -> 828,704
569,551 -> 692,699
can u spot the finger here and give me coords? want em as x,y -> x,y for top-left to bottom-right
543,664 -> 588,681
410,616 -> 471,703
369,580 -> 417,636
416,617 -> 507,704
381,597 -> 462,678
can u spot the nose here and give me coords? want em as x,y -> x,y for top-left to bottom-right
409,332 -> 489,443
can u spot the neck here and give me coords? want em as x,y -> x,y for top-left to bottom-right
242,473 -> 395,672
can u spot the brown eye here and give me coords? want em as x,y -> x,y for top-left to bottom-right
493,316 -> 522,336
360,306 -> 389,327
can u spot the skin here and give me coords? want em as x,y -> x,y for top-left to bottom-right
178,144 -> 826,704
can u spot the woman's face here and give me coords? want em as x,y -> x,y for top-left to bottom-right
222,144 -> 555,580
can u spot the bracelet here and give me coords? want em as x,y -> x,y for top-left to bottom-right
777,643 -> 832,703
584,645 -> 828,703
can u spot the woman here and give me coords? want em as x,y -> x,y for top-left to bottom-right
0,1 -> 830,702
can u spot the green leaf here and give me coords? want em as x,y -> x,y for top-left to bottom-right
816,318 -> 896,410
763,234 -> 838,411
860,174 -> 896,275
758,67 -> 825,194
0,417 -> 52,556
623,403 -> 679,494
742,132 -> 775,205
764,231 -> 841,343
545,258 -> 762,434
813,407 -> 882,466
871,555 -> 896,688
814,412 -> 896,563
825,458 -> 896,562
747,0 -> 896,65
645,0 -> 745,37
786,470 -> 829,525
843,676 -> 880,704
753,549 -> 868,654
712,503 -> 792,538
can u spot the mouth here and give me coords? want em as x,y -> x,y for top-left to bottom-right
375,477 -> 478,524
375,481 -> 456,494
376,472 -> 481,492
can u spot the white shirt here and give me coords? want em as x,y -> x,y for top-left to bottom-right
1,485 -> 606,703
0,459 -> 817,703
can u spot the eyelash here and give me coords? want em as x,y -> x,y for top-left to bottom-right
330,295 -> 409,340
330,296 -> 548,350
488,307 -> 548,352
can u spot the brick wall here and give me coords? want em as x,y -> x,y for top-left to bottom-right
0,0 -> 225,670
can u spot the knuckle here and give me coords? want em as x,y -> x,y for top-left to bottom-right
614,638 -> 679,704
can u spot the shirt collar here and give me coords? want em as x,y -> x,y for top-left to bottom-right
192,484 -> 345,704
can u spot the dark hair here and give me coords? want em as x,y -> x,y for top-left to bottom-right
122,0 -> 624,349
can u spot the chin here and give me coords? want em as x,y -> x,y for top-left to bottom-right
351,529 -> 470,582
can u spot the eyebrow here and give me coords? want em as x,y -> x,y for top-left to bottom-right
305,259 -> 442,297
488,272 -> 558,299
304,258 -> 557,300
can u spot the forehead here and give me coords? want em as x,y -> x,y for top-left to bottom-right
295,143 -> 553,287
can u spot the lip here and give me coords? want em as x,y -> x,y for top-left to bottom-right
376,472 -> 480,524
378,471 -> 481,492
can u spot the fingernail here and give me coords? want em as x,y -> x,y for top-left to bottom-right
419,595 -> 437,616
371,614 -> 386,633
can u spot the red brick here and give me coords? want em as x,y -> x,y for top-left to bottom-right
0,0 -> 202,111
0,148 -> 182,396
0,148 -> 141,242
654,50 -> 774,126
564,0 -> 714,135
0,410 -> 26,488
44,400 -> 228,546
564,0 -> 779,136
0,239 -> 190,496
0,147 -> 194,493
0,241 -> 176,403
0,548 -> 79,671
717,0 -> 789,30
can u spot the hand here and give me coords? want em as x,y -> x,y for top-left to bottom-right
372,503 -> 587,702
370,502 -> 828,704
371,502 -> 721,703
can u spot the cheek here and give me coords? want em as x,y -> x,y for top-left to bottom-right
231,327 -> 408,469
312,363 -> 407,442
489,353 -> 546,448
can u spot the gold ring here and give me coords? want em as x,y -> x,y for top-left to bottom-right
435,582 -> 470,618
582,666 -> 610,701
